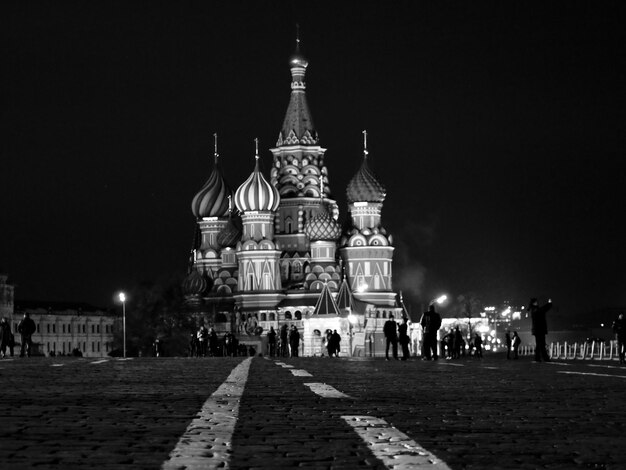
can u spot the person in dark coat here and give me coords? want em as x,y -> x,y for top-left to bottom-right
289,325 -> 300,357
383,314 -> 398,360
280,324 -> 289,357
473,333 -> 483,358
330,330 -> 341,357
505,331 -> 512,360
267,326 -> 277,357
529,297 -> 553,362
420,305 -> 442,360
398,317 -> 410,360
208,327 -> 218,357
453,326 -> 463,359
18,312 -> 37,358
612,313 -> 625,364
0,317 -> 12,358
512,332 -> 521,359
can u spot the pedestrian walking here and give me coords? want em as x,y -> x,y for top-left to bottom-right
383,314 -> 399,360
18,312 -> 36,357
505,331 -> 512,359
453,326 -> 463,359
289,325 -> 300,357
612,312 -> 625,365
398,317 -> 410,360
512,331 -> 521,359
473,333 -> 483,358
529,297 -> 552,362
267,326 -> 277,357
420,304 -> 442,360
0,318 -> 12,358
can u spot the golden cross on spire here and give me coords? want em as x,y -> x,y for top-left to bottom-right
362,130 -> 369,159
254,137 -> 259,160
227,194 -> 232,214
296,23 -> 300,48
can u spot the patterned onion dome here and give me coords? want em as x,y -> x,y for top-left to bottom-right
216,215 -> 242,248
191,160 -> 232,219
234,158 -> 280,212
304,205 -> 341,241
346,158 -> 386,204
182,269 -> 210,296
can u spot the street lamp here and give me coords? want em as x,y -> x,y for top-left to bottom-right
118,292 -> 126,358
431,294 -> 447,306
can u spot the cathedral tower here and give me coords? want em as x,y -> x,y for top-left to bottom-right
340,131 -> 396,306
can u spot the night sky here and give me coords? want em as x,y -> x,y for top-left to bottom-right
1,1 -> 624,324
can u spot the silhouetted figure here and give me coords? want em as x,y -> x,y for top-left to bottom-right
512,332 -> 521,359
18,312 -> 36,358
529,298 -> 553,362
474,333 -> 483,358
0,317 -> 12,359
505,331 -> 512,359
325,329 -> 333,357
188,333 -> 198,357
267,326 -> 277,357
289,325 -> 300,357
420,305 -> 442,360
453,326 -> 463,359
330,330 -> 341,357
280,324 -> 289,357
208,327 -> 218,357
612,313 -> 625,365
398,317 -> 410,360
153,339 -> 163,357
197,325 -> 209,357
383,314 -> 399,360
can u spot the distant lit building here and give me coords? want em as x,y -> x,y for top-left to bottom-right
181,42 -> 403,356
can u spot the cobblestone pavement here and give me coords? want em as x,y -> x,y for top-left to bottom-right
0,354 -> 624,469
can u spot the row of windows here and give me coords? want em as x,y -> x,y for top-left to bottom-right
46,341 -> 109,353
18,323 -> 114,335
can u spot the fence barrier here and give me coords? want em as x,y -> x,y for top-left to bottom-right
545,341 -> 621,361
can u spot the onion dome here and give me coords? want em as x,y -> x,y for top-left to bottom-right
304,204 -> 341,241
182,269 -> 211,297
234,141 -> 280,212
191,134 -> 233,219
217,214 -> 242,248
346,131 -> 386,204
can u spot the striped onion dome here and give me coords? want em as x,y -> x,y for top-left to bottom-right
346,157 -> 386,204
304,204 -> 341,241
234,158 -> 280,212
182,269 -> 210,297
191,158 -> 232,219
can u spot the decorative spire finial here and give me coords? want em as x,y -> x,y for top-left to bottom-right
254,137 -> 259,161
319,175 -> 324,202
213,132 -> 219,164
362,130 -> 369,159
296,23 -> 300,50
227,194 -> 232,214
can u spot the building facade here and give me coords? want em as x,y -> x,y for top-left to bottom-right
1,274 -> 117,357
183,44 -> 403,356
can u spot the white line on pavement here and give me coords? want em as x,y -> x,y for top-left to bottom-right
162,357 -> 253,470
275,362 -> 293,368
304,383 -> 351,398
558,371 -> 626,379
588,363 -> 625,370
483,366 -> 499,370
51,364 -> 65,367
90,359 -> 109,364
342,415 -> 452,469
290,369 -> 313,377
438,362 -> 464,366
544,361 -> 571,366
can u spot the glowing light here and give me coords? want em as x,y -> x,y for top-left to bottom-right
477,325 -> 490,333
434,295 -> 447,304
348,313 -> 357,325
118,292 -> 126,303
357,283 -> 368,293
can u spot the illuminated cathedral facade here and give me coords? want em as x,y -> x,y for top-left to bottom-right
182,43 -> 403,356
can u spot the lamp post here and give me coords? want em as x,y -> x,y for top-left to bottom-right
348,309 -> 358,357
118,292 -> 126,358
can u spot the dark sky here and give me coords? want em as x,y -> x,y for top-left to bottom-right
1,1 -> 624,323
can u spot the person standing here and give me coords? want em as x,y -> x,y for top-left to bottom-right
420,305 -> 442,360
512,331 -> 521,359
383,314 -> 399,360
267,326 -> 277,357
473,333 -> 483,358
0,318 -> 12,358
529,297 -> 553,362
612,313 -> 625,365
208,327 -> 218,357
18,312 -> 37,358
330,330 -> 341,357
289,325 -> 300,357
398,317 -> 410,360
280,324 -> 289,357
505,331 -> 512,360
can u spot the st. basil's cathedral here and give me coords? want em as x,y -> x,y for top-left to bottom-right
182,42 -> 405,356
